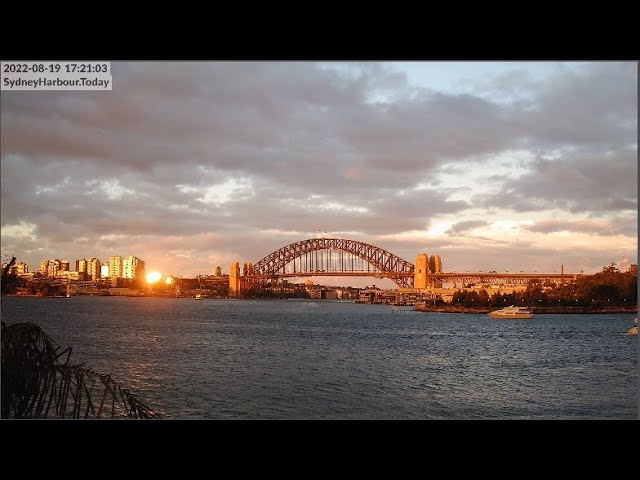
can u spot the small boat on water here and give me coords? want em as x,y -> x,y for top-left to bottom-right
488,305 -> 533,319
195,293 -> 207,300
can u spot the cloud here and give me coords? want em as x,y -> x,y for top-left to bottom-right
476,147 -> 637,215
523,219 -> 615,236
1,62 -> 636,279
446,220 -> 489,235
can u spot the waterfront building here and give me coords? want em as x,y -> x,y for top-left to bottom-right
123,256 -> 145,279
109,256 -> 123,278
39,260 -> 50,274
46,259 -> 61,277
88,257 -> 101,281
75,259 -> 88,274
56,270 -> 82,281
15,262 -> 29,275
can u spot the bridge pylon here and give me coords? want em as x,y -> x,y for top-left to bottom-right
414,253 -> 430,289
229,261 -> 243,297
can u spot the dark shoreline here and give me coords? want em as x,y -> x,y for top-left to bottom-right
414,305 -> 638,314
2,294 -> 637,314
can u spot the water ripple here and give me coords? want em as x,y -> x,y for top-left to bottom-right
1,297 -> 636,419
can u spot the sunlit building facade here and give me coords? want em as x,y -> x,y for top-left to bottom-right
88,257 -> 102,281
109,256 -> 123,278
39,260 -> 50,274
15,262 -> 29,275
75,259 -> 88,275
46,259 -> 61,277
123,256 -> 145,279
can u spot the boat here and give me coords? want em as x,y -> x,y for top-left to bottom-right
195,293 -> 206,300
488,305 -> 533,319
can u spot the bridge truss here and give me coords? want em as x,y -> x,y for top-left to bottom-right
241,237 -> 580,290
247,237 -> 415,288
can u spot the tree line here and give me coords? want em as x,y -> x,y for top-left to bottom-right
451,264 -> 637,308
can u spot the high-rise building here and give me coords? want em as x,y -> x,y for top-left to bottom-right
60,260 -> 69,271
88,257 -> 101,281
15,262 -> 28,275
46,259 -> 61,277
214,265 -> 222,277
123,256 -> 145,279
108,256 -> 123,278
39,260 -> 50,274
100,264 -> 110,278
75,259 -> 87,274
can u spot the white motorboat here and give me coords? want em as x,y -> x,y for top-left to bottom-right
488,305 -> 533,319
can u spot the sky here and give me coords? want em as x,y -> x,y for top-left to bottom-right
1,61 -> 637,288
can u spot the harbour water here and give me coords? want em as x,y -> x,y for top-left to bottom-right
1,296 -> 637,419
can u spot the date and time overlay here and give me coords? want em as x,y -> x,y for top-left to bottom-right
2,62 -> 112,90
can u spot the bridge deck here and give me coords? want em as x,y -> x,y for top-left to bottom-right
244,271 -> 580,280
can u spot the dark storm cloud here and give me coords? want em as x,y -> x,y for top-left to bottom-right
1,62 -> 636,274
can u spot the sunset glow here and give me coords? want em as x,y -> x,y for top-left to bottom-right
0,60 -> 636,421
145,271 -> 162,284
0,62 -> 636,285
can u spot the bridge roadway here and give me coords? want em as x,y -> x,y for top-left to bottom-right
243,271 -> 581,285
234,237 -> 582,291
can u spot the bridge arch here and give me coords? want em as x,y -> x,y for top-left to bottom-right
249,238 -> 415,288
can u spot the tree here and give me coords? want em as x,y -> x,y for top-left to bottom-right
1,257 -> 21,294
478,289 -> 490,305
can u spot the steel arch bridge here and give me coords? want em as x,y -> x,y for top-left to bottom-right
246,238 -> 415,288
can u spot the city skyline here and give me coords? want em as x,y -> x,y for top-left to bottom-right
1,62 -> 637,287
